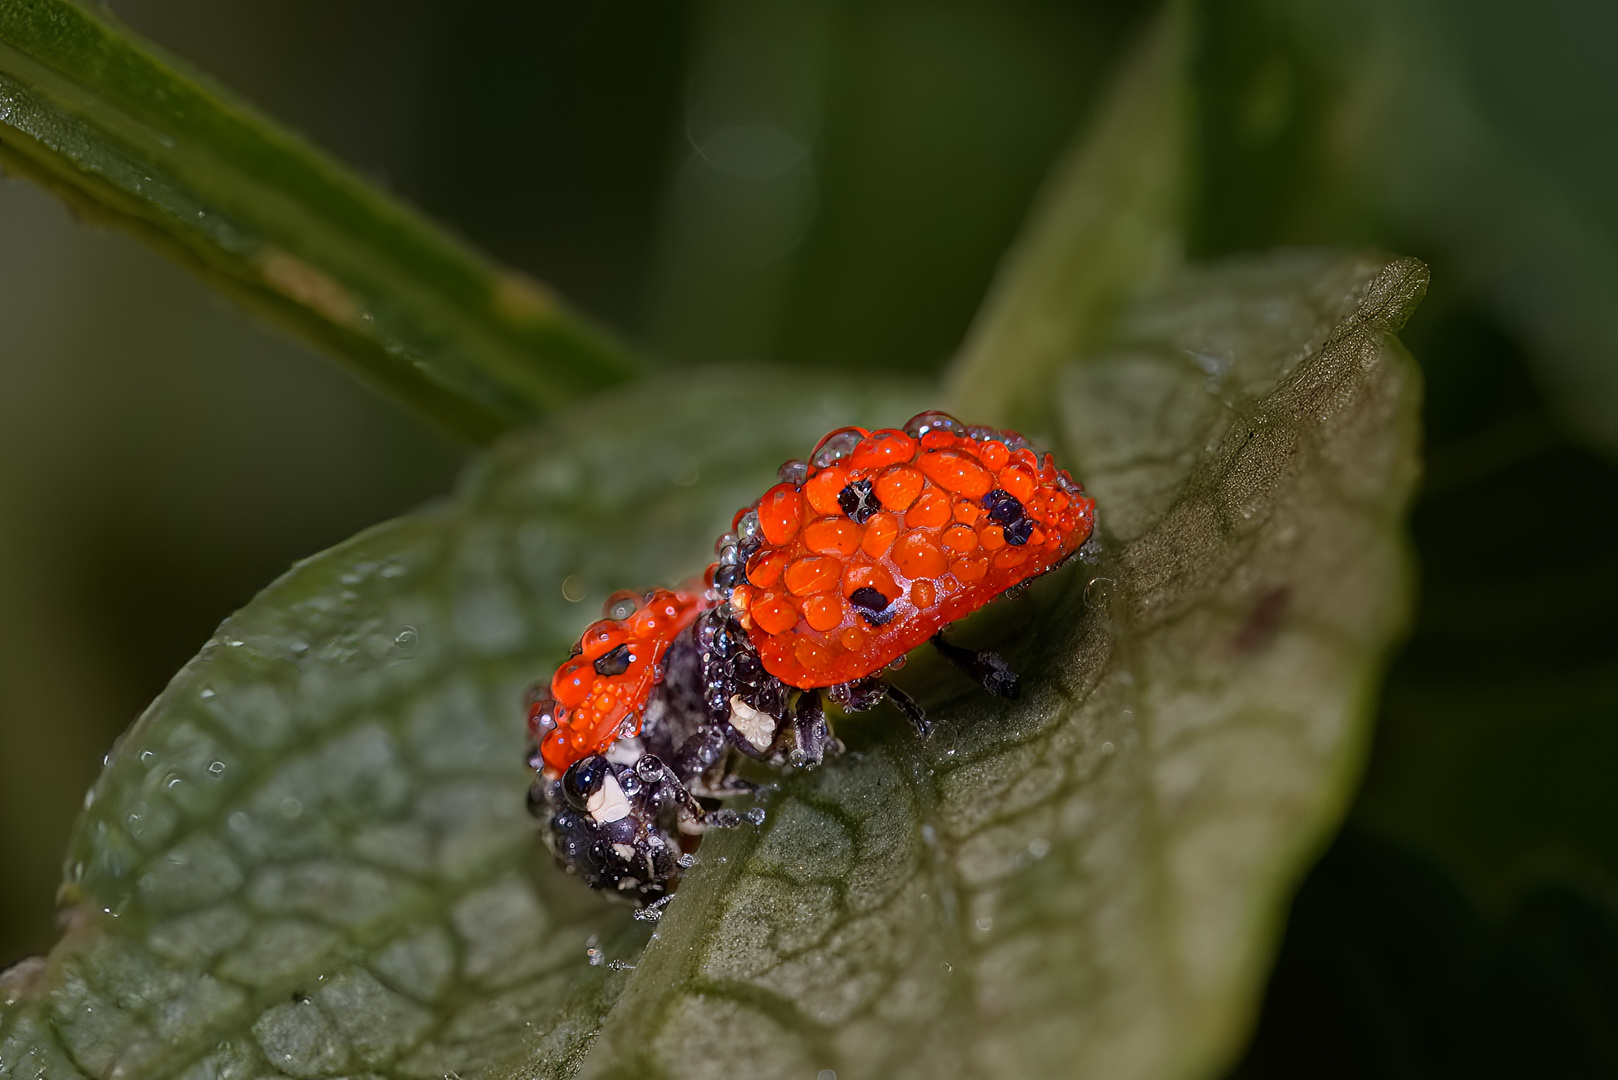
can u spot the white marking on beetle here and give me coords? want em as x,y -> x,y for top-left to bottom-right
605,737 -> 644,765
728,695 -> 775,751
588,772 -> 632,823
612,843 -> 636,859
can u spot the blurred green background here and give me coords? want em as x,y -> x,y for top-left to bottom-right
3,0 -> 1617,1073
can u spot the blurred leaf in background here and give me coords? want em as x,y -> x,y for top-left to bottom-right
1188,0 -> 1618,1072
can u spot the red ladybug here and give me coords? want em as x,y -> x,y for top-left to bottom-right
523,411 -> 1096,904
712,411 -> 1094,712
529,584 -> 708,777
525,582 -> 743,904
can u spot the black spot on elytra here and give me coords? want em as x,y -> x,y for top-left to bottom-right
593,643 -> 635,677
982,488 -> 1025,524
838,479 -> 879,523
983,488 -> 1033,545
849,586 -> 896,626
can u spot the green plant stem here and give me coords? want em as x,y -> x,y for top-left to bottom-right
0,0 -> 640,445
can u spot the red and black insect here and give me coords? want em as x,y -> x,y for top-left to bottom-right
704,410 -> 1096,739
524,584 -> 736,903
524,411 -> 1097,903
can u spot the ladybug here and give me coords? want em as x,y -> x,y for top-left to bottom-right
524,411 -> 1097,904
706,410 -> 1096,736
530,584 -> 707,775
525,584 -> 751,903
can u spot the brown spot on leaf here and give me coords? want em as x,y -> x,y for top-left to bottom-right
257,248 -> 359,326
1234,586 -> 1290,653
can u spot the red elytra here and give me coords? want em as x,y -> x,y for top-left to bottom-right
534,584 -> 708,775
723,417 -> 1096,689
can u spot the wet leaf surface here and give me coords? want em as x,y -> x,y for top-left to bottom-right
0,251 -> 1423,1080
574,250 -> 1424,1080
0,371 -> 929,1080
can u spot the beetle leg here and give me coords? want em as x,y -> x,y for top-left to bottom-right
786,688 -> 832,768
882,682 -> 932,738
687,773 -> 758,799
636,753 -> 738,828
930,633 -> 1021,699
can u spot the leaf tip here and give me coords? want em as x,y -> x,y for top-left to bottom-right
1355,255 -> 1430,334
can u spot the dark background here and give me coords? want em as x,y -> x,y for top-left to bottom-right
2,1 -> 1615,1074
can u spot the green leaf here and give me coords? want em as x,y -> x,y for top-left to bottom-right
0,0 -> 638,445
945,0 -> 1190,428
0,249 -> 1424,1080
577,250 -> 1425,1080
0,368 -> 930,1080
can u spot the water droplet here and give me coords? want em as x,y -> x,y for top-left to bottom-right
228,812 -> 251,832
139,751 -> 155,764
279,797 -> 303,819
1121,709 -> 1134,723
940,961 -> 953,974
586,947 -> 604,967
1084,576 -> 1116,608
1027,838 -> 1050,859
199,686 -> 216,700
207,761 -> 226,776
819,1071 -> 838,1080
975,917 -> 993,931
392,626 -> 419,657
1100,741 -> 1115,756
672,459 -> 700,486
561,575 -> 588,603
